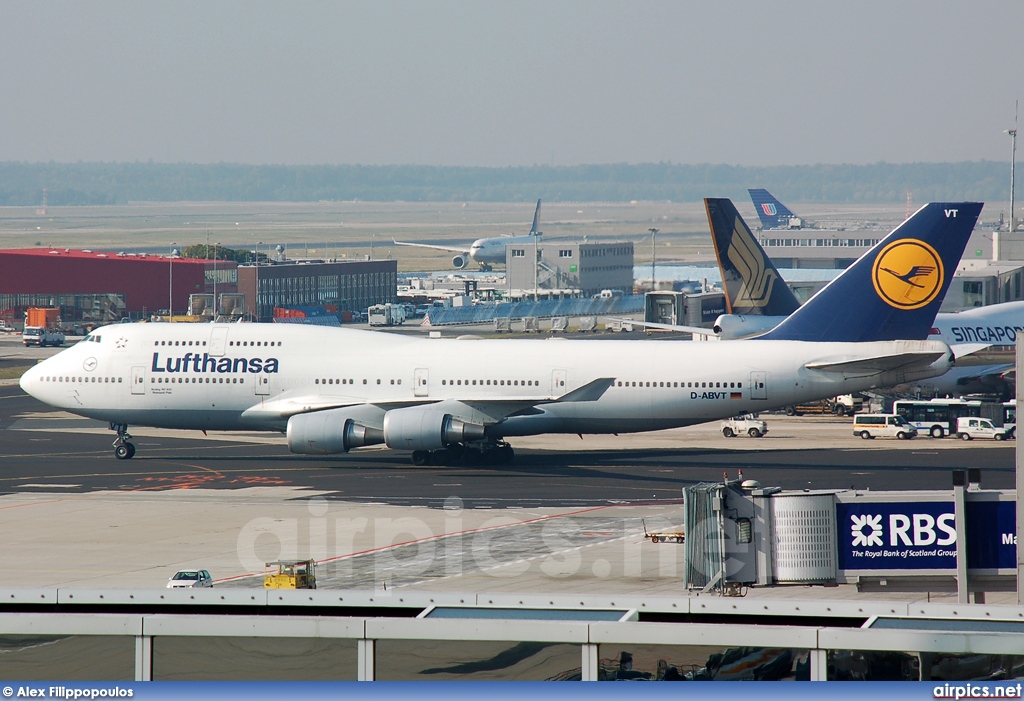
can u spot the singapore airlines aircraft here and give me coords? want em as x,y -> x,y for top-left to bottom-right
393,199 -> 542,270
20,201 -> 981,465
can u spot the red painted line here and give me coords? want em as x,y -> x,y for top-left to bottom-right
216,502 -> 640,584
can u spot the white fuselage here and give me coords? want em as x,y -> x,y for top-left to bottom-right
20,323 -> 952,445
468,234 -> 540,265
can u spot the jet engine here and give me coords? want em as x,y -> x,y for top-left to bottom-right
451,254 -> 468,269
287,407 -> 385,455
383,405 -> 487,451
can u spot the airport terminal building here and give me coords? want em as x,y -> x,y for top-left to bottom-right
237,259 -> 399,322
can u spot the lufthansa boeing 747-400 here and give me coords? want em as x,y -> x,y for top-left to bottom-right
20,201 -> 982,464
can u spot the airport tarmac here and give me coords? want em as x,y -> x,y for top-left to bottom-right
0,374 -> 1017,605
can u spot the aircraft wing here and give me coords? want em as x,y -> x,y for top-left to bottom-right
602,318 -> 719,336
242,377 -> 616,424
805,350 -> 948,377
392,239 -> 470,255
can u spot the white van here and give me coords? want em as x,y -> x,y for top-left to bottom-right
852,414 -> 918,440
955,417 -> 1013,441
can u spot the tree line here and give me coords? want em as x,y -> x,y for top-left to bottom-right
0,161 -> 1012,206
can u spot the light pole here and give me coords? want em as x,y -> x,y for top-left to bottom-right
255,241 -> 263,322
649,228 -> 659,291
169,245 -> 178,321
1008,101 -> 1018,235
213,242 -> 220,320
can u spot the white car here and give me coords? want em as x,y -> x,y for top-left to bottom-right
955,417 -> 1013,441
166,569 -> 213,588
721,415 -> 768,438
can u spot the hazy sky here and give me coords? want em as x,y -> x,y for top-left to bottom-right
1,1 -> 1021,166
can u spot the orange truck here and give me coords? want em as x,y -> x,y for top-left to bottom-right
22,307 -> 65,347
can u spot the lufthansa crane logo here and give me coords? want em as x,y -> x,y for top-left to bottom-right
871,239 -> 943,310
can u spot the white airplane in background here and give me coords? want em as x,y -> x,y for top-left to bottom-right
393,199 -> 542,270
19,201 -> 982,465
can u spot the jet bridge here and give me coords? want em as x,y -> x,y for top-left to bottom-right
682,475 -> 1017,596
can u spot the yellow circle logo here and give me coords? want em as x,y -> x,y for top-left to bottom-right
871,239 -> 944,310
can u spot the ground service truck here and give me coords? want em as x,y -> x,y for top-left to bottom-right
22,308 -> 65,347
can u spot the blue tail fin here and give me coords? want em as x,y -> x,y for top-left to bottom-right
748,188 -> 799,229
706,198 -> 801,316
761,202 -> 983,342
530,199 -> 542,235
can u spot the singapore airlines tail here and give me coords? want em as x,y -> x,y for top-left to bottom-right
762,202 -> 983,342
706,197 -> 801,317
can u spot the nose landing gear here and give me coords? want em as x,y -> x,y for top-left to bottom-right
110,422 -> 136,460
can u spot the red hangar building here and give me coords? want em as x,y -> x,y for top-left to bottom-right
0,248 -> 399,327
0,248 -> 239,326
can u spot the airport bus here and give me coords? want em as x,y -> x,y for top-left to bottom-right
893,399 -> 1015,438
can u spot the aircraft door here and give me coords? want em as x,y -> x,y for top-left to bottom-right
131,366 -> 146,395
749,371 -> 767,400
255,375 -> 270,396
209,327 -> 229,357
551,369 -> 567,396
414,368 -> 429,397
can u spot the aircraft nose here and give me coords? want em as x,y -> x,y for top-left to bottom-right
19,362 -> 41,397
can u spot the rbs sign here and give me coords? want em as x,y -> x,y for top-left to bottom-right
838,501 -> 1015,571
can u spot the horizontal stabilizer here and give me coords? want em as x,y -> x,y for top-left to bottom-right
949,342 -> 991,358
806,351 -> 947,376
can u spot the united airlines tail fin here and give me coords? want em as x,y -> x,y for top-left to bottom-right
530,199 -> 542,236
706,198 -> 801,316
761,202 -> 983,342
748,188 -> 799,230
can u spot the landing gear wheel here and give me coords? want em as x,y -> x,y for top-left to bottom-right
411,450 -> 431,466
110,422 -> 135,459
785,406 -> 797,416
497,444 -> 514,465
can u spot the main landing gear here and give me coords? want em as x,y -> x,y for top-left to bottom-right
110,422 -> 136,460
410,440 -> 515,466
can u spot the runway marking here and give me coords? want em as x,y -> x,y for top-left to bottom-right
17,484 -> 80,489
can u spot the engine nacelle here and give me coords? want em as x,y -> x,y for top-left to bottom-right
383,406 -> 487,451
451,254 -> 468,269
287,407 -> 385,455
